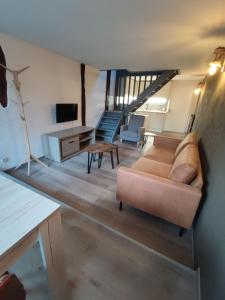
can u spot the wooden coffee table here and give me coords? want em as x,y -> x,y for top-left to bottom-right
85,143 -> 119,173
99,142 -> 120,164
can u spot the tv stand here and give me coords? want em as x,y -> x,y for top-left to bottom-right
43,126 -> 95,162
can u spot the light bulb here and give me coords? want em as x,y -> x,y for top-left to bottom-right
208,62 -> 220,76
194,88 -> 201,95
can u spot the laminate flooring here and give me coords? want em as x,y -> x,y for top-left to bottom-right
10,141 -> 193,268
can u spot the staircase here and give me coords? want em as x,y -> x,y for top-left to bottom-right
96,111 -> 123,143
95,69 -> 179,143
115,69 -> 179,117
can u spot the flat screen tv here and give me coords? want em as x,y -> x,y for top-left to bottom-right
56,103 -> 78,123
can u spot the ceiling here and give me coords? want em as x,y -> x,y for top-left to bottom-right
0,0 -> 225,75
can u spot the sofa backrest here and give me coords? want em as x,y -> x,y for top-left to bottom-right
128,114 -> 145,132
190,154 -> 203,190
169,144 -> 199,185
174,132 -> 198,159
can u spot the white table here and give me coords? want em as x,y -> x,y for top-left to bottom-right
0,173 -> 68,300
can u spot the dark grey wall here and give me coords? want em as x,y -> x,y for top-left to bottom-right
193,71 -> 225,300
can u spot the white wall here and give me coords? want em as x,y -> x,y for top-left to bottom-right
137,82 -> 172,132
0,33 -> 105,169
86,67 -> 106,126
137,79 -> 199,133
164,79 -> 198,133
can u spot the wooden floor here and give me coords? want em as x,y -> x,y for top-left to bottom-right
9,140 -> 193,268
11,207 -> 197,300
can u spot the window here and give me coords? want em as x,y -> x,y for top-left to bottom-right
138,97 -> 169,113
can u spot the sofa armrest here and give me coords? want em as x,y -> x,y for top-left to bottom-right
117,166 -> 201,228
120,124 -> 128,134
153,135 -> 182,150
138,127 -> 145,139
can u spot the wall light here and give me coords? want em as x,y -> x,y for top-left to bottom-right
208,47 -> 225,76
194,87 -> 202,95
208,62 -> 221,76
194,80 -> 205,96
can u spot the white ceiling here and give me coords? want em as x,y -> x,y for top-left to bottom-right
0,0 -> 225,75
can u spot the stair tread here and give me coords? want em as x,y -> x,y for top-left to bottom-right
103,116 -> 121,120
96,133 -> 113,138
101,124 -> 118,127
96,110 -> 122,143
97,128 -> 114,132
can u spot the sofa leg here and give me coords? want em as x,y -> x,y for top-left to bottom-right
179,227 -> 185,237
119,201 -> 123,211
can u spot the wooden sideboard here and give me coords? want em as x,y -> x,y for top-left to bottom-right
43,126 -> 95,162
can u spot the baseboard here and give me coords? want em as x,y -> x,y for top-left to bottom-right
197,267 -> 201,300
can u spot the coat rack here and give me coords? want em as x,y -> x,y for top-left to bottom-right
0,63 -> 48,176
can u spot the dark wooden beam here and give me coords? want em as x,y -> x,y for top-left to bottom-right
114,72 -> 119,109
105,70 -> 111,111
133,76 -> 136,98
127,76 -> 131,105
80,63 -> 86,126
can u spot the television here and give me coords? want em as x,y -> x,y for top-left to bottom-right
56,103 -> 78,123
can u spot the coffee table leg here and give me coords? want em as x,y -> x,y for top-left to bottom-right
88,152 -> 90,173
110,151 -> 114,169
98,153 -> 102,168
116,147 -> 119,164
88,152 -> 94,173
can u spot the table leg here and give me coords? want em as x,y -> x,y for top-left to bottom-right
144,135 -> 148,145
39,211 -> 68,300
110,151 -> 114,169
88,152 -> 90,173
98,152 -> 103,168
116,147 -> 119,164
88,152 -> 94,173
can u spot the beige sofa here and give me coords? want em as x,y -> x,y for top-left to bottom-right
117,133 -> 203,229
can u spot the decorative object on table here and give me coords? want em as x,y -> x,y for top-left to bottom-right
0,46 -> 7,108
0,47 -> 48,176
85,143 -> 119,173
120,114 -> 145,147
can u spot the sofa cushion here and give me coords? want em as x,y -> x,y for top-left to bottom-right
143,145 -> 175,164
132,157 -> 171,178
174,132 -> 198,159
169,144 -> 198,184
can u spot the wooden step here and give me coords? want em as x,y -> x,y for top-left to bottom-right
103,116 -> 121,120
97,128 -> 114,133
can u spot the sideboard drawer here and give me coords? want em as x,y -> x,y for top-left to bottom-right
61,136 -> 80,158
